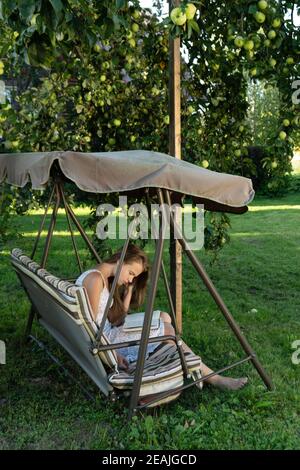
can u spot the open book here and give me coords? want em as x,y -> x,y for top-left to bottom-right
123,310 -> 161,333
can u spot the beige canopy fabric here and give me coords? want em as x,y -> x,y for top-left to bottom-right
0,150 -> 255,212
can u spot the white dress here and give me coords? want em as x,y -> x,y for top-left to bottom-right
75,269 -> 165,363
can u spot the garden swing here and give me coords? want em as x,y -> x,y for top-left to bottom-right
0,149 -> 273,418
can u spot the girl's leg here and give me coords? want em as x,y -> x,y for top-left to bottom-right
200,361 -> 248,390
162,318 -> 248,391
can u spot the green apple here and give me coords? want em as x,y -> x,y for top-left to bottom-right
279,131 -> 287,140
126,30 -> 133,39
131,23 -> 139,33
201,160 -> 209,168
187,105 -> 195,114
269,58 -> 276,67
258,0 -> 268,10
100,74 -> 106,82
185,3 -> 197,20
268,30 -> 276,40
254,12 -> 266,23
244,40 -> 254,51
286,57 -> 294,65
264,39 -> 271,47
283,119 -> 290,127
271,161 -> 278,169
170,7 -> 187,26
239,125 -> 245,132
76,104 -> 84,113
234,149 -> 242,157
113,119 -> 121,127
93,43 -> 101,52
108,138 -> 116,145
234,36 -> 244,48
272,18 -> 281,28
164,115 -> 170,125
250,67 -> 257,76
0,60 -> 4,68
132,10 -> 140,20
125,54 -> 134,63
130,135 -> 136,143
128,38 -> 136,48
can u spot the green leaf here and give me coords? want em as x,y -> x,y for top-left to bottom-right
112,14 -> 120,30
17,0 -> 36,21
255,401 -> 274,409
49,0 -> 64,15
248,5 -> 258,14
116,0 -> 126,8
189,19 -> 200,34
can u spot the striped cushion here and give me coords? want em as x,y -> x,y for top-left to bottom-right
11,248 -> 77,297
109,343 -> 203,406
11,248 -> 118,369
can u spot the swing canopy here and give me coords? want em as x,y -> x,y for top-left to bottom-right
0,150 -> 254,213
1,149 -> 272,416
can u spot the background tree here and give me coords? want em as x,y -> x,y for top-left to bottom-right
0,0 -> 299,251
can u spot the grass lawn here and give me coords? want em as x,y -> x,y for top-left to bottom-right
0,190 -> 300,450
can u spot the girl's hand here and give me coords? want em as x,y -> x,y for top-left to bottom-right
126,282 -> 134,292
116,352 -> 129,371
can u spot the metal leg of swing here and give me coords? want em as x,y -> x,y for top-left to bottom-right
22,185 -> 60,341
31,185 -> 56,260
163,189 -> 273,391
57,183 -> 83,274
62,197 -> 102,264
24,306 -> 36,343
144,190 -> 189,379
40,184 -> 61,268
128,189 -> 168,419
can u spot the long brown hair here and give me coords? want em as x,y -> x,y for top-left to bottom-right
105,243 -> 149,326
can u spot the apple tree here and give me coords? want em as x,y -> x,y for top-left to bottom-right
0,0 -> 299,253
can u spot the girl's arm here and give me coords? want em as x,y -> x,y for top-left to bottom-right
83,273 -> 104,321
123,283 -> 134,314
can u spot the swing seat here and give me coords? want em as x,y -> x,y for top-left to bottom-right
11,248 -> 202,407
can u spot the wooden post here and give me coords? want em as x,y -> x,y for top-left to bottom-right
169,0 -> 182,333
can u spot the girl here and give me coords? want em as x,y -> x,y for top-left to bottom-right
76,243 -> 247,390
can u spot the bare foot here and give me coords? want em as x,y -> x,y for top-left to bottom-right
212,376 -> 248,390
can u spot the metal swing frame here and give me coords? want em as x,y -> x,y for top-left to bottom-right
22,169 -> 273,418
